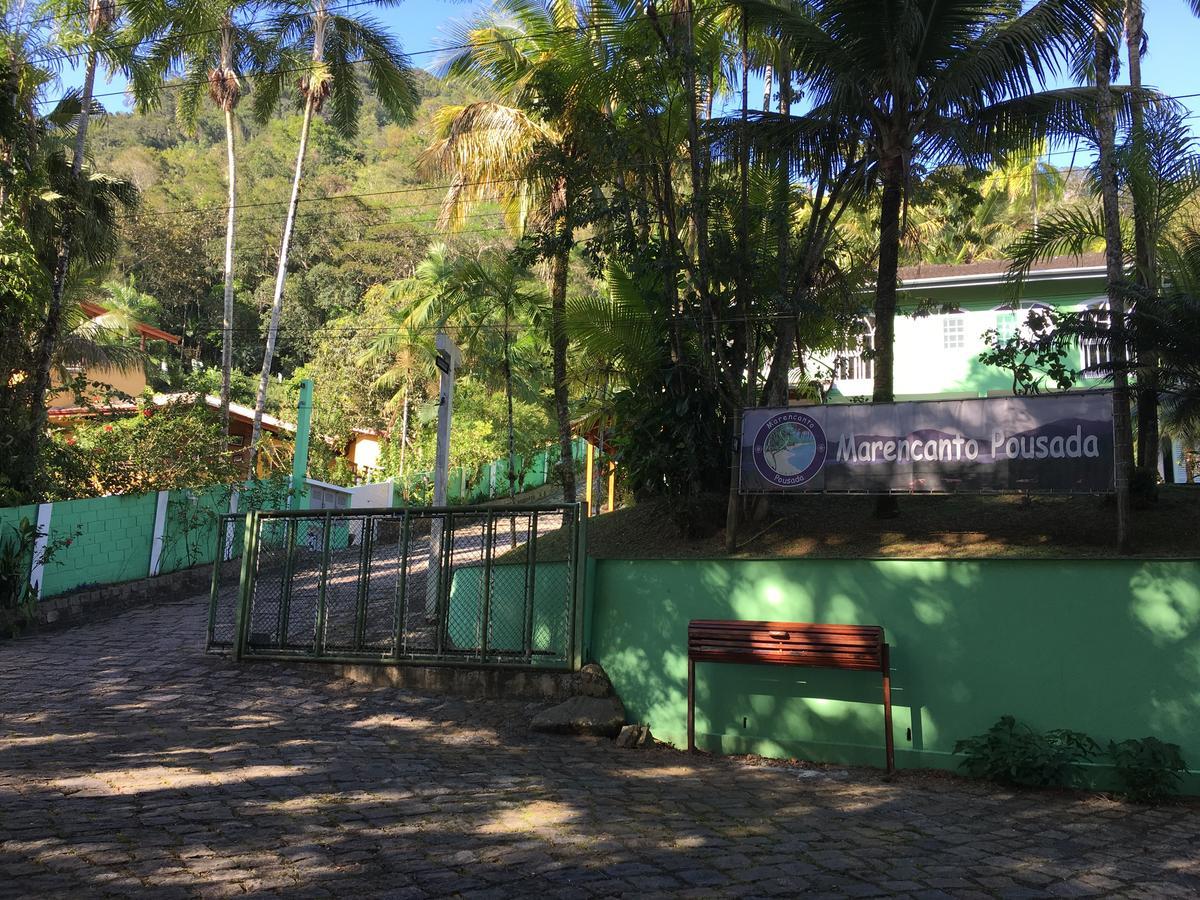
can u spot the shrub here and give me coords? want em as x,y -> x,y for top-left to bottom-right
1108,738 -> 1188,804
954,715 -> 1100,788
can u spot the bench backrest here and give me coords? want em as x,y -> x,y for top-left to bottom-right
687,620 -> 885,671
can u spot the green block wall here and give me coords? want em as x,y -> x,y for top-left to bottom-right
589,557 -> 1200,793
42,494 -> 158,596
0,503 -> 40,539
159,485 -> 236,575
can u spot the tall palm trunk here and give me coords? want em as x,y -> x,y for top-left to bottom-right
249,95 -> 315,477
1124,0 -> 1160,479
218,22 -> 239,439
1096,15 -> 1134,550
221,105 -> 237,437
872,153 -> 904,518
249,2 -> 327,477
549,176 -> 576,503
504,304 -> 516,500
724,15 -> 751,552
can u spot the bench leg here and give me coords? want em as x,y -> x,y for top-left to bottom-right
882,643 -> 895,774
687,657 -> 695,752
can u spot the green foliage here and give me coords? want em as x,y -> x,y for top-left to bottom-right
954,715 -> 1100,788
1108,738 -> 1189,804
610,367 -> 729,538
978,309 -> 1079,395
0,516 -> 80,635
53,401 -> 240,498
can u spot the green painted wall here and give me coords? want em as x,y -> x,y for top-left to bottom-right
833,276 -> 1110,401
0,503 -> 40,538
589,557 -> 1200,791
159,485 -> 236,575
42,493 -> 158,596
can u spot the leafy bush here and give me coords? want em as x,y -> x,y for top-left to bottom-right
1108,738 -> 1188,804
609,365 -> 729,537
52,400 -> 240,498
954,715 -> 1100,788
0,517 -> 80,636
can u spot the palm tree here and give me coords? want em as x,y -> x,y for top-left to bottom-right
745,0 -> 1106,517
246,0 -> 419,476
372,245 -> 549,499
1121,0 -> 1200,476
31,0 -> 142,476
421,0 -> 620,503
745,1 -> 1101,403
129,0 -> 269,436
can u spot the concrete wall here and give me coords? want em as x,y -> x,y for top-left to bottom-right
589,557 -> 1200,791
0,482 -> 287,602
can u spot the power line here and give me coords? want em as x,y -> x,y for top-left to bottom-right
29,17 -> 633,107
25,0 -> 386,67
129,160 -> 664,218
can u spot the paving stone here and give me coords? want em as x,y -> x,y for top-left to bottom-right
0,590 -> 1197,899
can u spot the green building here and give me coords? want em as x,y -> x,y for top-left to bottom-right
821,252 -> 1190,481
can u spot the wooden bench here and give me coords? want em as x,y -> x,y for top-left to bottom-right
687,620 -> 895,773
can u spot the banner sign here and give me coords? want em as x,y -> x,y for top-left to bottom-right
740,393 -> 1114,494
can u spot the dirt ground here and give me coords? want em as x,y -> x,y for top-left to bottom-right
571,487 -> 1200,559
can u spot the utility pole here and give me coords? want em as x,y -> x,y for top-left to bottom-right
426,333 -> 461,617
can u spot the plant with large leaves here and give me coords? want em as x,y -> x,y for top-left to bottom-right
1121,0 -> 1200,472
421,0 -> 626,502
246,0 -> 420,476
23,0 -> 153,484
1003,107 -> 1200,483
371,245 -> 550,499
0,23 -> 140,498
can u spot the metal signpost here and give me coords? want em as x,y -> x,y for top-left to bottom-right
427,333 -> 462,616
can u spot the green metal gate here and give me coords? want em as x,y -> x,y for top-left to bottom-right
207,504 -> 582,669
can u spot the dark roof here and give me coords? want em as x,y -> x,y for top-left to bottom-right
898,252 -> 1106,283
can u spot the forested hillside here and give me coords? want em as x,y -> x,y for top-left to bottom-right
86,72 -> 555,480
93,72 -> 484,383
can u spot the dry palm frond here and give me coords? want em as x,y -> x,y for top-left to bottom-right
419,102 -> 557,232
207,67 -> 241,112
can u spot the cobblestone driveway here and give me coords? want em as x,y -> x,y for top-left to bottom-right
2,592 -> 1198,899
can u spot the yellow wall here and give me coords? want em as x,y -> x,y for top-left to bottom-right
349,433 -> 382,471
49,364 -> 147,408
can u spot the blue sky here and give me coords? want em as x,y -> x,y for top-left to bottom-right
59,0 -> 1200,158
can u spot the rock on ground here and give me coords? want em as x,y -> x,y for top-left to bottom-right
529,695 -> 626,737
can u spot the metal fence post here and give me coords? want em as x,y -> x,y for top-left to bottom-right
314,511 -> 333,656
479,510 -> 495,659
232,510 -> 259,662
353,515 -> 373,650
571,503 -> 588,671
523,511 -> 538,660
205,515 -> 228,650
392,512 -> 411,661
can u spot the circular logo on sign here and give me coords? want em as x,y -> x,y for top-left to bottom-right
752,412 -> 828,487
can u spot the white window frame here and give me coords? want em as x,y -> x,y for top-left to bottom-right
942,312 -> 966,350
1079,300 -> 1111,374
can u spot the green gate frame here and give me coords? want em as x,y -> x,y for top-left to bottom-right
213,503 -> 584,670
